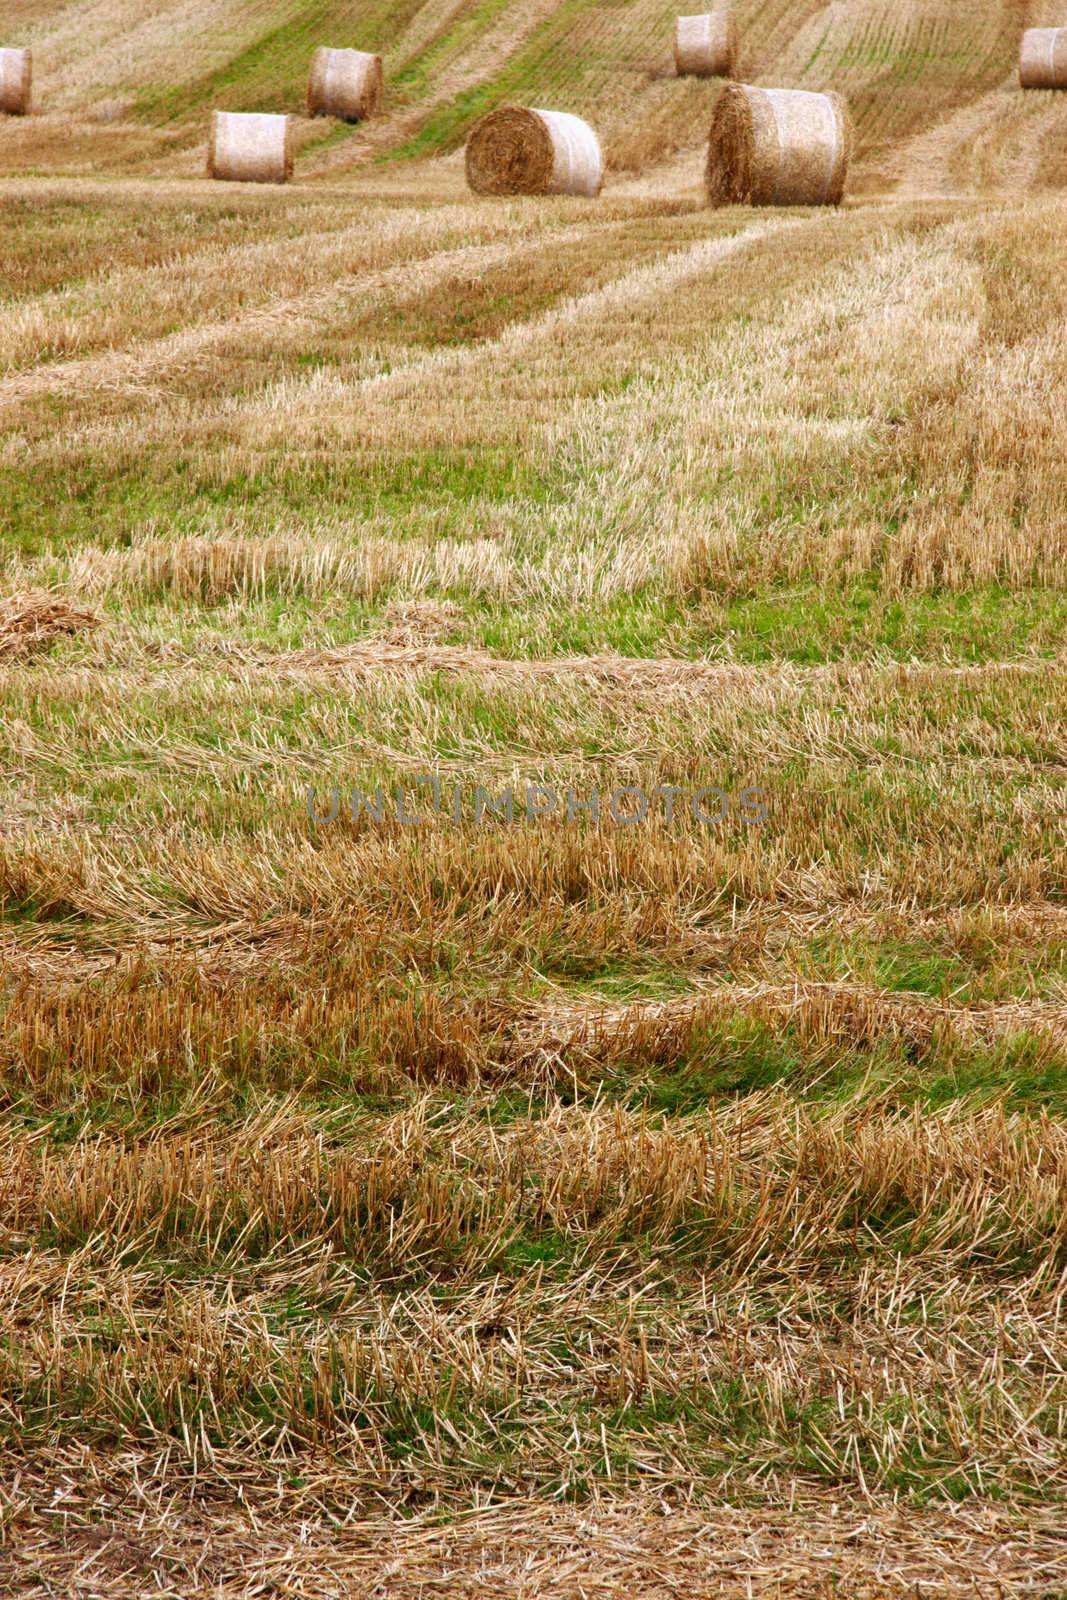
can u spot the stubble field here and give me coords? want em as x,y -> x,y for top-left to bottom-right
0,0 -> 1066,1594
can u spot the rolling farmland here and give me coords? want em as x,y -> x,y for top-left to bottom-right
0,1 -> 1066,1594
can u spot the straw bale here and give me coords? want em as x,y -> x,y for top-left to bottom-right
0,47 -> 31,115
1020,28 -> 1067,89
208,111 -> 293,184
706,83 -> 851,207
307,47 -> 383,121
466,106 -> 603,197
674,10 -> 737,78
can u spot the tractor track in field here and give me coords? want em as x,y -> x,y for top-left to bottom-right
1,919 -> 1064,1060
260,640 -> 1066,687
891,73 -> 1067,198
0,214 -> 633,414
507,980 -> 1067,1064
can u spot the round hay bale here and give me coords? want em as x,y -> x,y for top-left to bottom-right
1020,28 -> 1067,89
674,10 -> 737,78
465,106 -> 603,197
307,47 -> 383,121
706,83 -> 851,207
0,47 -> 31,116
207,111 -> 293,184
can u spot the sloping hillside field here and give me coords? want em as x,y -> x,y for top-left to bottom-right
0,1 -> 1065,1594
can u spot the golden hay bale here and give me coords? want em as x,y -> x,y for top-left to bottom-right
307,47 -> 383,121
207,111 -> 293,184
1019,28 -> 1067,89
0,590 -> 101,658
706,83 -> 851,207
674,10 -> 737,78
465,106 -> 603,197
0,47 -> 31,115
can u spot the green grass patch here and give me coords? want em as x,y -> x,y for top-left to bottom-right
614,1014 -> 1067,1117
695,584 -> 1067,664
134,0 -> 424,123
383,0 -> 609,160
0,446 -> 552,558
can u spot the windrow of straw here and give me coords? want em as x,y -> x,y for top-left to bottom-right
706,83 -> 851,207
307,47 -> 383,121
1019,28 -> 1067,89
0,590 -> 100,658
0,46 -> 31,115
207,111 -> 293,184
674,9 -> 737,78
465,106 -> 603,197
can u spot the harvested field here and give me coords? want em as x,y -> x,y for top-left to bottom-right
0,2 -> 1065,1596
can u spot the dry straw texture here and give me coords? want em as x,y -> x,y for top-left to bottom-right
707,83 -> 851,207
6,1467 -> 1067,1597
674,9 -> 737,78
0,46 -> 31,115
466,106 -> 603,197
1019,27 -> 1067,89
0,590 -> 100,658
307,46 -> 383,122
207,111 -> 294,185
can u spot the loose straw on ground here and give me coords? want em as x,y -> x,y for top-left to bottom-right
1019,28 -> 1067,89
307,47 -> 383,121
466,106 -> 603,197
674,10 -> 737,78
0,590 -> 100,658
207,111 -> 293,184
0,47 -> 31,115
706,83 -> 851,207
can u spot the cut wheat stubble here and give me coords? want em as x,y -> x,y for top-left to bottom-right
208,111 -> 294,185
466,106 -> 603,197
4,1466 -> 1066,1600
508,982 -> 1067,1070
707,83 -> 852,207
0,215 -> 626,417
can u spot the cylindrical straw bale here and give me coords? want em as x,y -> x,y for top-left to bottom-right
674,10 -> 737,78
0,47 -> 31,115
706,83 -> 851,207
308,47 -> 383,120
465,106 -> 603,197
1019,28 -> 1067,89
208,111 -> 294,184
